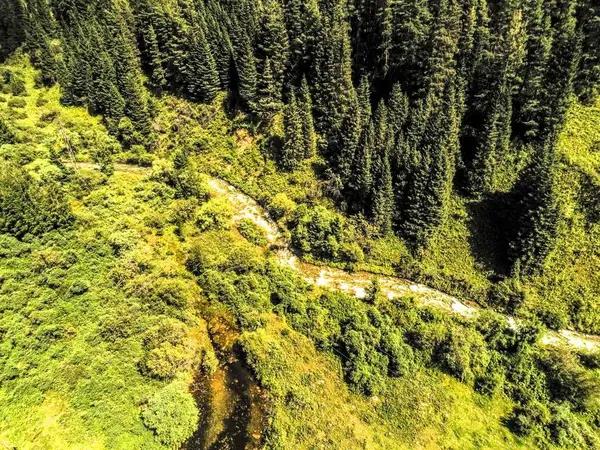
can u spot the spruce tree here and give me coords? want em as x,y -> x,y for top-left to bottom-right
300,76 -> 317,158
0,0 -> 25,61
111,13 -> 152,137
185,24 -> 220,102
388,83 -> 409,139
143,24 -> 167,91
350,118 -> 374,213
372,127 -> 395,236
575,3 -> 600,103
253,57 -> 282,121
509,139 -> 560,276
281,92 -> 304,171
231,21 -> 258,107
257,0 -> 289,93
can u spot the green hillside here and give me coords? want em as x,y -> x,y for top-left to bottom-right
1,0 -> 600,449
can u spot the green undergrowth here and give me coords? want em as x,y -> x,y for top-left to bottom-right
153,92 -> 600,335
0,169 -> 216,449
2,59 -> 600,450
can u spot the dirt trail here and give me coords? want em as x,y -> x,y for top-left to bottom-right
66,162 -> 600,353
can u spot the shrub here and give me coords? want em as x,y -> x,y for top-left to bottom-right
170,198 -> 199,226
145,342 -> 190,379
538,348 -> 600,410
269,193 -> 296,220
8,98 -> 26,108
39,111 -> 58,123
143,318 -> 200,379
141,382 -> 199,447
578,351 -> 600,370
548,403 -> 593,448
290,205 -> 343,260
0,119 -> 15,145
9,75 -> 26,96
195,198 -> 233,231
35,96 -> 49,107
438,326 -> 490,384
0,161 -> 73,238
487,278 -> 524,311
237,218 -> 267,246
69,280 -> 89,296
509,400 -> 551,438
174,169 -> 210,200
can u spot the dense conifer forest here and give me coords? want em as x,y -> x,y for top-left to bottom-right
0,0 -> 600,449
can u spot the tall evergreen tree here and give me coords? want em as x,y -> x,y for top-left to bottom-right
509,139 -> 560,276
257,0 -> 289,93
143,24 -> 167,91
300,76 -> 317,158
185,24 -> 220,102
231,20 -> 258,107
372,127 -> 395,236
281,91 -> 304,171
253,57 -> 282,120
0,0 -> 25,61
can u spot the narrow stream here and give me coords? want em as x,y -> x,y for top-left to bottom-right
183,339 -> 266,450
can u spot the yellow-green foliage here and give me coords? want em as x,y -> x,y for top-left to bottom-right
519,99 -> 600,333
0,168 -> 214,449
240,317 -> 533,449
0,55 -> 117,163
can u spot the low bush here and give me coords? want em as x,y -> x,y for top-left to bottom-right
8,98 -> 26,108
195,198 -> 233,231
141,381 -> 199,447
237,218 -> 267,246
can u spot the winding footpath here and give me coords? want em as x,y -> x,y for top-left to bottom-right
69,162 -> 600,353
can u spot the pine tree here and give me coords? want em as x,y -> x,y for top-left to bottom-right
350,118 -> 374,212
313,7 -> 354,138
513,0 -> 552,142
257,0 -> 289,93
231,20 -> 258,107
372,127 -> 395,236
387,83 -> 409,139
509,139 -> 560,276
575,3 -> 600,103
400,82 -> 458,250
24,0 -> 60,84
0,0 -> 25,61
300,76 -> 317,158
281,92 -> 304,171
143,24 -> 167,91
110,13 -> 152,137
185,24 -> 220,102
253,57 -> 282,120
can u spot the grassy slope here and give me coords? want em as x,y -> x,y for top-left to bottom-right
1,58 -> 597,449
0,58 -> 212,449
240,317 -> 529,450
175,92 -> 600,334
519,100 -> 600,333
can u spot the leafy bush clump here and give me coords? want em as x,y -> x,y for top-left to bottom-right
8,98 -> 26,108
289,205 -> 343,260
142,318 -> 200,380
195,198 -> 233,231
0,119 -> 15,145
0,161 -> 73,238
141,381 -> 199,447
237,218 -> 267,246
269,192 -> 296,220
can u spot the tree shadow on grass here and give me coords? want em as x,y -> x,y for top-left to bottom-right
465,192 -> 513,279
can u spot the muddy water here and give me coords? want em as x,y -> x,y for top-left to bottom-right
184,353 -> 264,450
